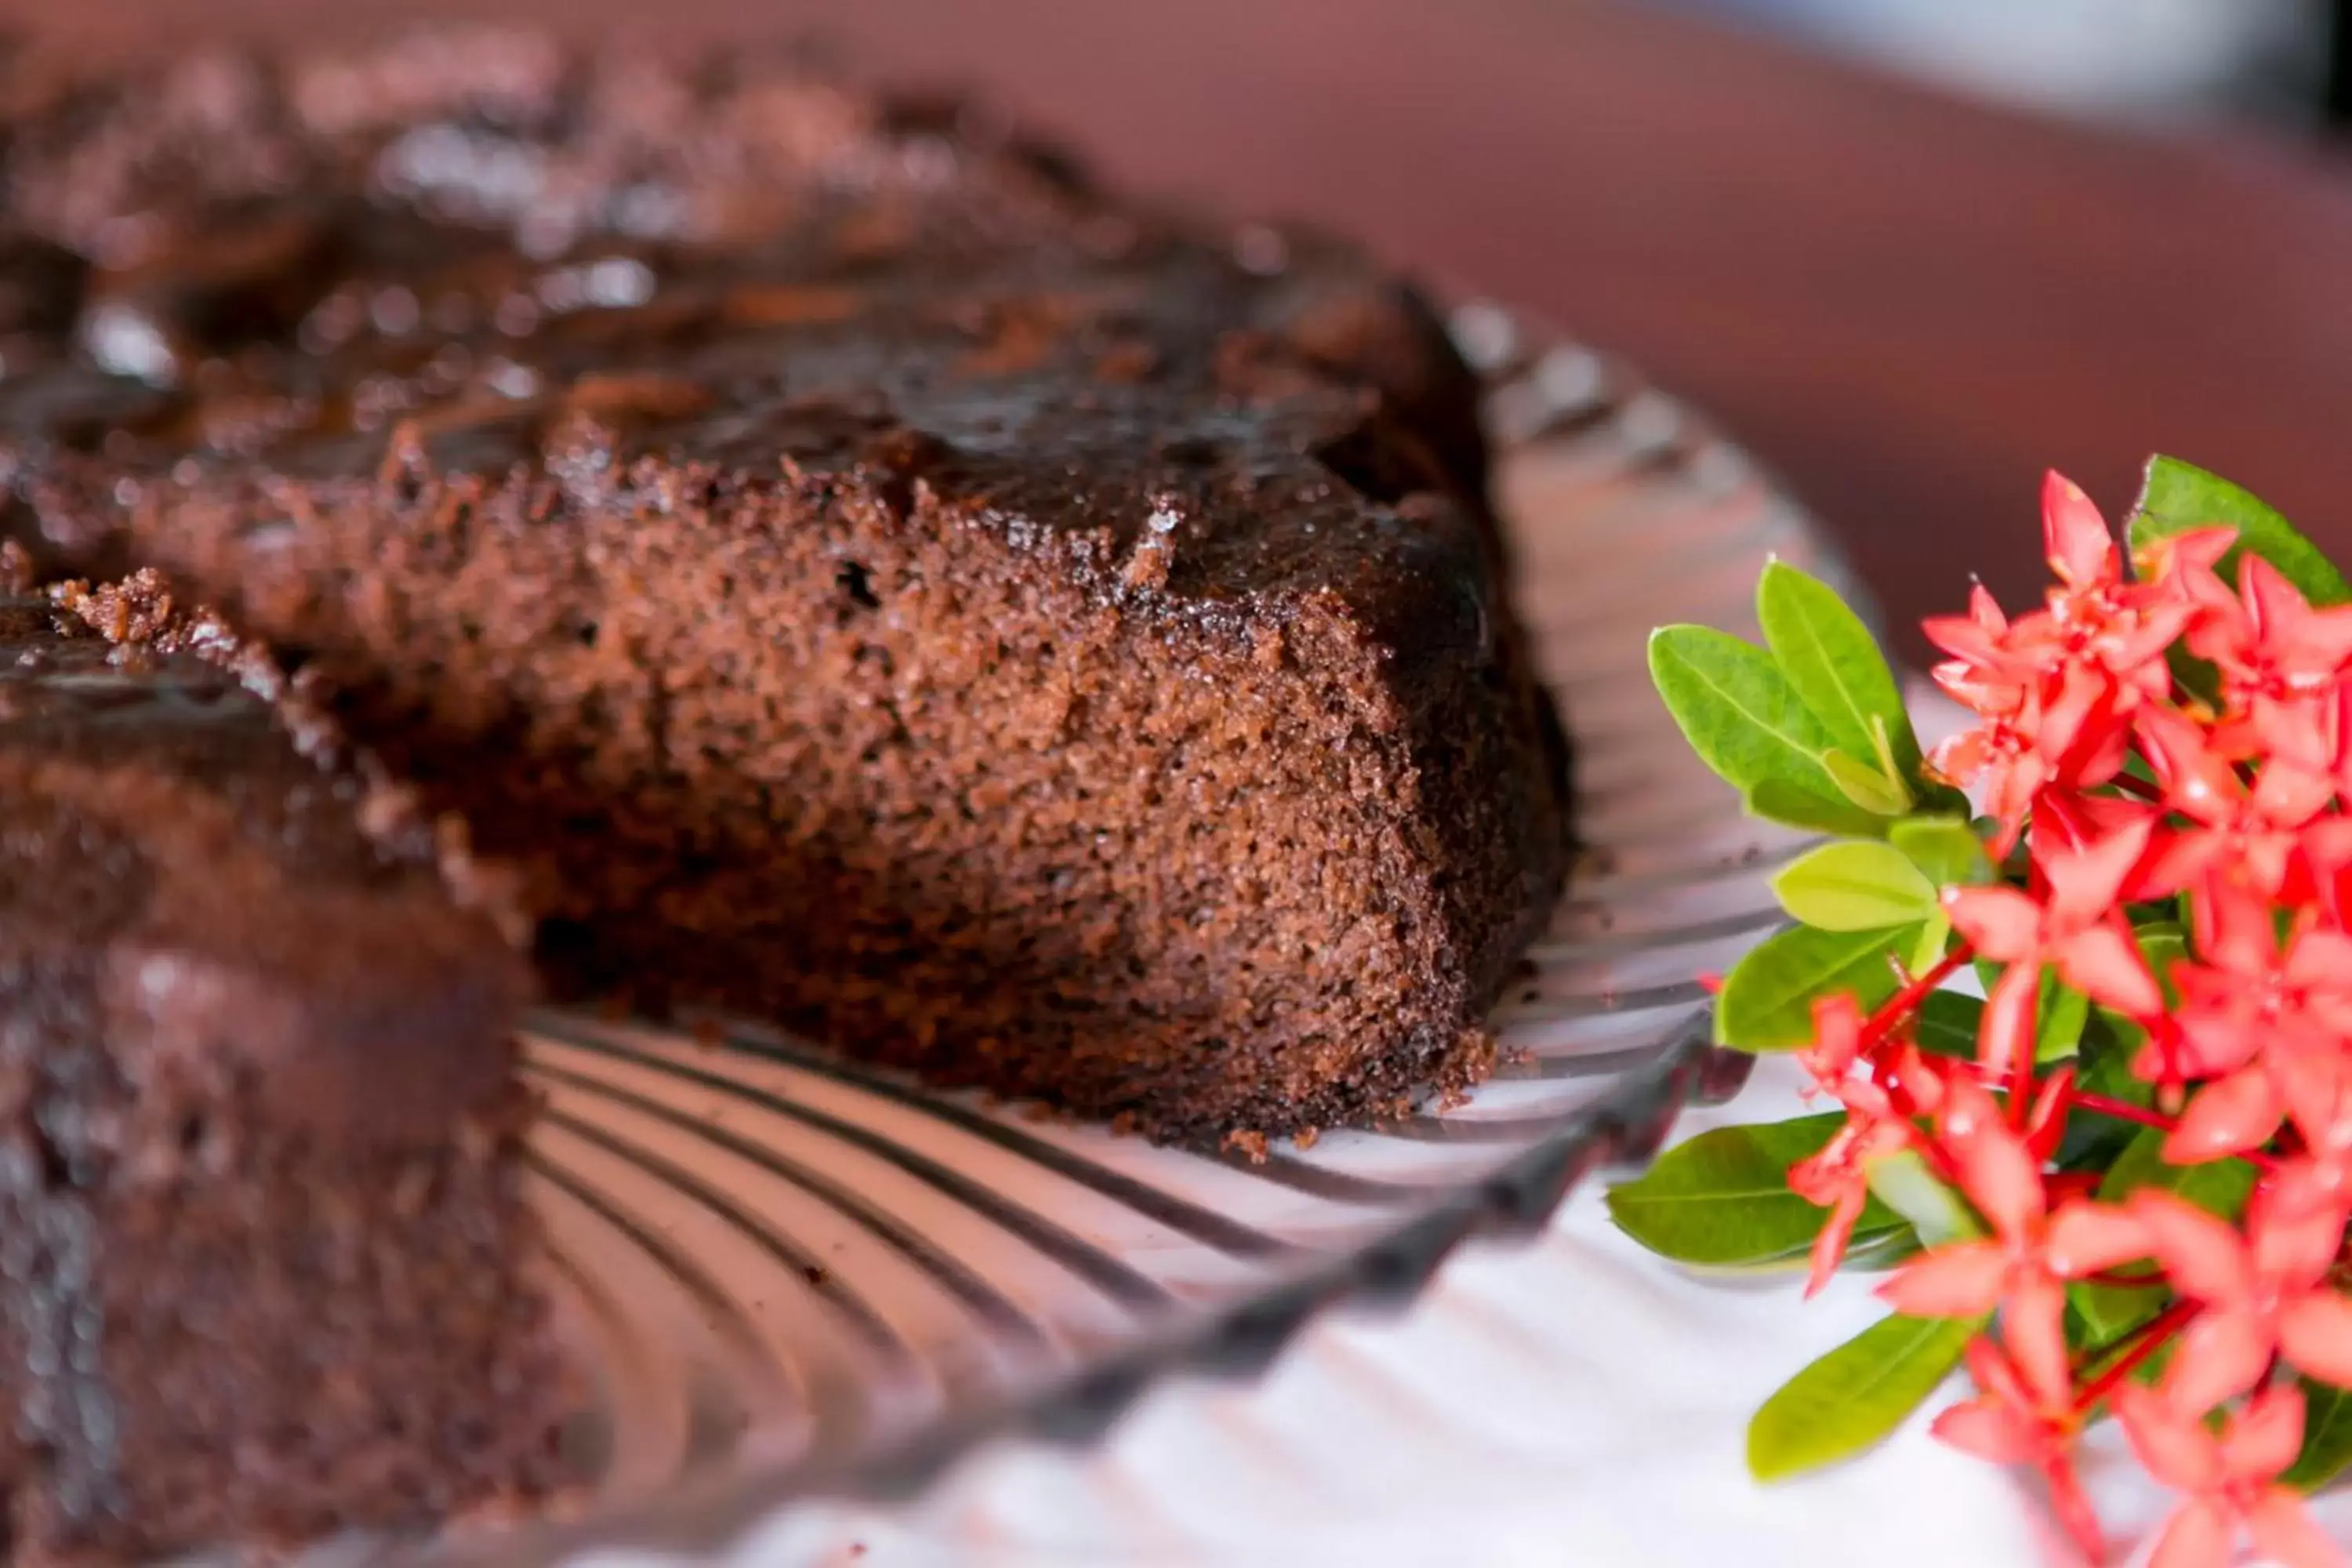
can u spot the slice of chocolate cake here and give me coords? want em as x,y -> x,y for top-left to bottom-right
0,31 -> 1570,1145
0,569 -> 569,1564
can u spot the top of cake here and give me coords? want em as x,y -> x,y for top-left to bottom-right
0,30 -> 1567,1147
0,29 -> 1495,670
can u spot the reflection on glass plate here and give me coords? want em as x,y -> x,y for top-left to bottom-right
394,307 -> 1842,1567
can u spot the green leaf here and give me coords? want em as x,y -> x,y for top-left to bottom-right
1650,626 -> 1846,800
1744,779 -> 1889,838
1914,990 -> 1982,1059
1823,747 -> 1912,816
1748,1312 -> 1980,1482
1864,1149 -> 1980,1248
2099,1124 -> 2259,1215
1716,923 -> 1914,1049
2088,924 -> 2187,1060
1772,841 -> 1940,931
2129,456 -> 2349,608
1964,962 -> 2088,1064
2137,924 -> 2188,1006
2060,1011 -> 2155,1172
1757,560 -> 1922,782
2066,1277 -> 2171,1362
2286,1380 -> 2352,1490
2070,1127 -> 2258,1351
1910,913 -> 1952,975
1605,1114 -> 1910,1267
1889,817 -> 1990,890
2037,981 -> 2090,1064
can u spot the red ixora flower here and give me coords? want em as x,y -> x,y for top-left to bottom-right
2172,543 -> 2352,776
2134,702 -> 2336,902
1932,1334 -> 2103,1559
2162,893 -> 2352,1160
1786,996 -> 1950,1296
2112,1382 -> 2341,1568
1942,818 -> 2165,1073
1926,477 -> 2194,829
1875,1080 -> 2147,1399
1658,463 -> 2352,1564
2124,1189 -> 2352,1414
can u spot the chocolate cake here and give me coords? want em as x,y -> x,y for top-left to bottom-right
0,30 -> 1569,1146
0,567 -> 569,1565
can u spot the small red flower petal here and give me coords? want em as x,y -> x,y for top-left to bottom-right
2161,1305 -> 2274,1416
2245,1489 -> 2344,1568
1875,1241 -> 2009,1319
2042,1200 -> 2148,1278
2278,1291 -> 2352,1391
2164,1067 -> 2285,1163
2041,471 -> 2116,590
1943,884 -> 2042,963
2147,1495 -> 2234,1568
2129,1192 -> 2258,1306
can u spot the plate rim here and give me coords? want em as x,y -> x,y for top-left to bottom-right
425,303 -> 1847,1568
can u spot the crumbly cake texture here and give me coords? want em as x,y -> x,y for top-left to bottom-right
0,31 -> 1571,1145
0,565 -> 569,1565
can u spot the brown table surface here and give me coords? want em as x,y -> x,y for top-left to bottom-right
11,0 -> 2352,662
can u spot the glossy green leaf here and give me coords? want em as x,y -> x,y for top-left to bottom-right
1748,1312 -> 1980,1482
1744,779 -> 1890,838
1716,923 -> 1914,1050
1757,560 -> 1922,782
2070,1127 -> 2257,1351
1914,990 -> 1982,1060
2060,1011 -> 2155,1172
1772,841 -> 1940,931
1606,1114 -> 1910,1268
1889,817 -> 1991,891
2129,456 -> 2349,608
2087,924 -> 2187,1060
1650,625 -> 1846,801
2287,1380 -> 2352,1490
2137,924 -> 2188,1006
1910,913 -> 1953,975
1823,747 -> 1912,816
1865,1149 -> 1980,1249
2098,1124 -> 2259,1214
1964,961 -> 2088,1065
2037,980 -> 2090,1064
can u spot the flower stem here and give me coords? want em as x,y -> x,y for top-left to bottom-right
2108,771 -> 2164,804
1861,945 -> 1974,1047
2080,1267 -> 2165,1288
2072,1299 -> 2198,1414
2064,1091 -> 2172,1132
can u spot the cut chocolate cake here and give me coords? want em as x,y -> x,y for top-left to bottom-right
0,30 -> 1570,1145
0,567 -> 568,1564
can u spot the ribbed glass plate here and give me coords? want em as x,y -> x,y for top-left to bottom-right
394,307 -> 1839,1567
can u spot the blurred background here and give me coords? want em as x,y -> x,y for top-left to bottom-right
6,0 -> 2352,661
1665,0 -> 2333,128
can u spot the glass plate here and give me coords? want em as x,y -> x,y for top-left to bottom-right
397,307 -> 1842,1567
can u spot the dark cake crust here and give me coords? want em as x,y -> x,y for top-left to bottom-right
0,32 -> 1570,1143
0,568 -> 569,1565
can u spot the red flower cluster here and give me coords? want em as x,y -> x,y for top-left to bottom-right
1790,475 -> 2352,1566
